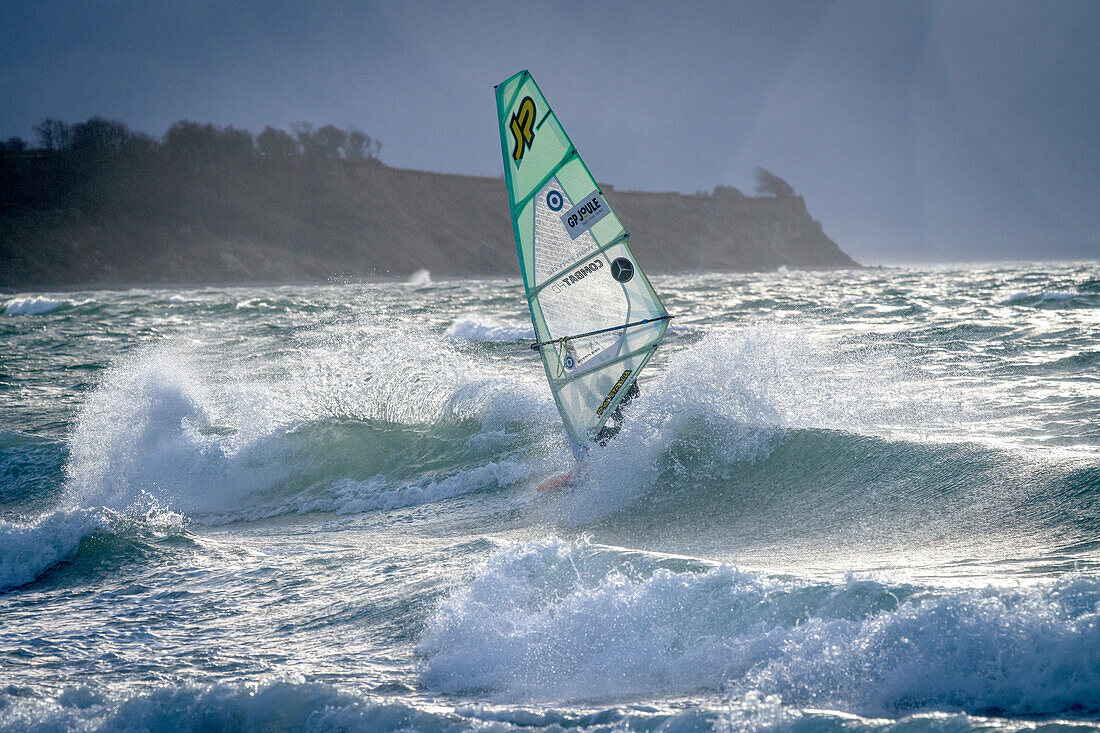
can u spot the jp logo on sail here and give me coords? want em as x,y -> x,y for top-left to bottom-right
510,97 -> 536,162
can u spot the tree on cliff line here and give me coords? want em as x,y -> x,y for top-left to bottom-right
35,119 -> 72,151
164,121 -> 255,163
3,118 -> 381,164
2,138 -> 27,155
70,118 -> 156,160
0,117 -> 383,215
257,126 -> 298,157
290,122 -> 379,160
754,168 -> 795,198
345,128 -> 375,161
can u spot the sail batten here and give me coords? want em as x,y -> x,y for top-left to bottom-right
512,149 -> 579,216
526,232 -> 632,301
530,314 -> 673,350
496,70 -> 669,447
544,341 -> 664,387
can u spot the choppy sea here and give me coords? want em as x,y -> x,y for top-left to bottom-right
2,263 -> 1099,732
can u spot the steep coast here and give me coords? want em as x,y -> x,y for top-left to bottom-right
0,158 -> 856,289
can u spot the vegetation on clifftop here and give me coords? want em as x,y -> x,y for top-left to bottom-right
0,118 -> 855,288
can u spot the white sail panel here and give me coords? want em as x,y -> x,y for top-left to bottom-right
532,180 -> 598,286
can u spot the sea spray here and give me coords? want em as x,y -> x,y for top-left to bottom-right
0,506 -> 188,591
558,324 -> 964,524
60,309 -> 559,523
419,537 -> 1100,715
0,508 -> 99,590
445,316 -> 534,343
63,343 -> 289,515
408,269 -> 432,286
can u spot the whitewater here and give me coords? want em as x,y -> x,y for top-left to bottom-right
1,263 -> 1098,732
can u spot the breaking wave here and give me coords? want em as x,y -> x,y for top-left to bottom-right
0,507 -> 188,592
58,316 -> 558,523
3,295 -> 88,315
1005,290 -> 1100,307
445,316 -> 533,342
0,677 -> 916,733
419,537 -> 1100,717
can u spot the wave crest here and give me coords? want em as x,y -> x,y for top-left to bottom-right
0,507 -> 186,591
4,296 -> 91,315
445,316 -> 533,342
419,537 -> 1100,716
0,509 -> 99,590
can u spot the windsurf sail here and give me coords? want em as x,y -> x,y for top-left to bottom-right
495,70 -> 671,451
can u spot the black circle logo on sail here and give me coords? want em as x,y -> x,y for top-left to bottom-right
546,190 -> 564,211
610,257 -> 635,283
563,353 -> 576,371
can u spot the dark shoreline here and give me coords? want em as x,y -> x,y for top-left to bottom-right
0,264 -> 874,297
2,155 -> 858,289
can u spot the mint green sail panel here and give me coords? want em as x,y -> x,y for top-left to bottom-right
495,70 -> 670,447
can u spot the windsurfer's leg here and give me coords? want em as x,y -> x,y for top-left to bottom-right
595,422 -> 620,446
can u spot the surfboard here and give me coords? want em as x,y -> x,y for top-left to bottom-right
495,70 -> 671,458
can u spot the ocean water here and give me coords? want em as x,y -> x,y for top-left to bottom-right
2,263 -> 1099,732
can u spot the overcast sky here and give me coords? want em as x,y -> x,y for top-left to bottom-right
3,0 -> 1098,264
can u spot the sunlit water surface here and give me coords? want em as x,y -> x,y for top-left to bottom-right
2,263 -> 1099,731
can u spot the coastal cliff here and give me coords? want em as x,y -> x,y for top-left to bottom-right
1,154 -> 856,289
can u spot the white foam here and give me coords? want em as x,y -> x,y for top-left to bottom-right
419,537 -> 1100,715
235,298 -> 278,311
328,461 -> 537,514
560,325 -> 954,523
219,460 -> 543,523
63,313 -> 557,521
1039,291 -> 1079,301
4,296 -> 69,315
0,509 -> 99,590
1008,290 -> 1087,303
445,316 -> 534,342
408,268 -> 432,286
1,677 -> 971,732
6,678 -> 465,732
